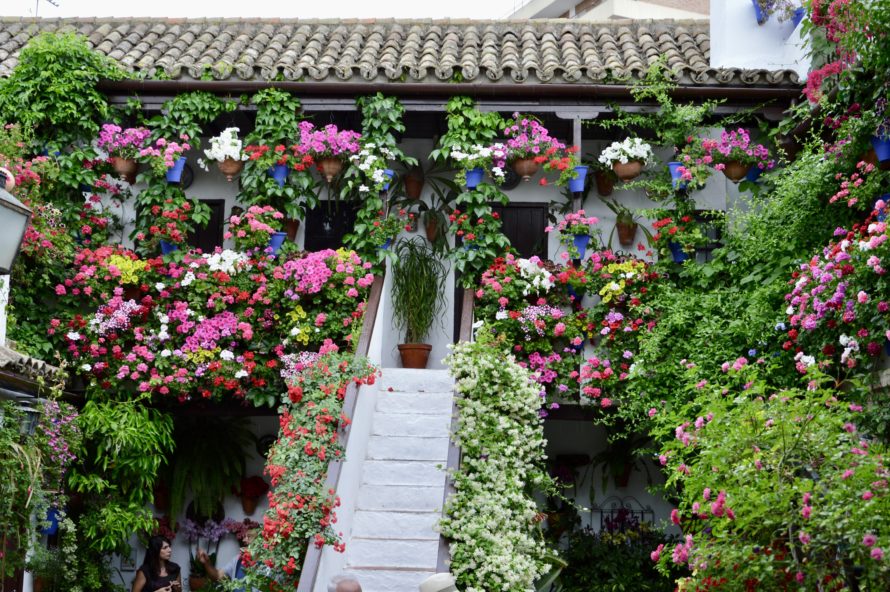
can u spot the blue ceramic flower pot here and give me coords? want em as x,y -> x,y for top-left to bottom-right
379,238 -> 393,250
573,234 -> 591,260
465,167 -> 484,189
165,157 -> 187,183
752,0 -> 769,24
568,166 -> 589,193
382,168 -> 395,191
40,507 -> 60,536
668,161 -> 688,191
872,135 -> 890,162
668,241 -> 690,263
745,166 -> 764,183
268,164 -> 289,187
791,7 -> 806,28
268,231 -> 287,255
160,240 -> 179,255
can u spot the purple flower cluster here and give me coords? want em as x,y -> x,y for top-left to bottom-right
182,311 -> 249,352
295,121 -> 362,158
90,297 -> 143,336
503,113 -> 565,160
40,400 -> 79,472
96,124 -> 151,159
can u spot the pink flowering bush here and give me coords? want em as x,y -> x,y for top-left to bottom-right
502,113 -> 566,161
95,124 -> 151,159
652,366 -> 890,590
225,205 -> 284,251
140,135 -> 191,176
704,128 -> 775,171
51,247 -> 374,407
294,121 -> 362,160
783,214 -> 890,374
827,160 -> 887,210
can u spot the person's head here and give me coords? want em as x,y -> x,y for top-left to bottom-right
328,574 -> 361,592
241,527 -> 260,547
141,535 -> 173,577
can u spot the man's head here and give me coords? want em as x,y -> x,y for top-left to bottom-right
241,527 -> 260,547
328,574 -> 361,592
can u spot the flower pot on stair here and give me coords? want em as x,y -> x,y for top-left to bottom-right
398,344 -> 433,369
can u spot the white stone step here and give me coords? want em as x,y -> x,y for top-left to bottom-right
352,510 -> 440,539
376,391 -> 454,415
367,435 -> 450,461
344,569 -> 436,592
371,413 -> 451,438
356,485 -> 444,512
361,460 -> 445,487
379,369 -> 453,394
346,538 -> 439,570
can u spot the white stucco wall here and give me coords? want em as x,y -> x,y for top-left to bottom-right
0,274 -> 8,346
710,0 -> 809,78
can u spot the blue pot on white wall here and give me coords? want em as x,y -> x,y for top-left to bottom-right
751,0 -> 769,25
873,135 -> 890,162
465,167 -> 484,189
568,166 -> 588,193
667,161 -> 688,191
165,157 -> 187,184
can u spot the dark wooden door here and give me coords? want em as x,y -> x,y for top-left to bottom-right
491,203 -> 549,259
188,199 -> 226,254
304,202 -> 359,252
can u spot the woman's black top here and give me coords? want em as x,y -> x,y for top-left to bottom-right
138,561 -> 181,592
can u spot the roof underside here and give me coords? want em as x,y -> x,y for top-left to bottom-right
0,17 -> 801,88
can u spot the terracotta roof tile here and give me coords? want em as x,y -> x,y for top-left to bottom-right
0,17 -> 800,87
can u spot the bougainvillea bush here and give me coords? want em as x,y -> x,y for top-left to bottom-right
442,338 -> 554,592
53,246 -> 373,406
652,365 -> 890,591
241,343 -> 378,589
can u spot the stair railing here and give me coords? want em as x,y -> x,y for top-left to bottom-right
296,273 -> 385,592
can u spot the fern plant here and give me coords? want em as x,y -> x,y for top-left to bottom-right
391,237 -> 448,344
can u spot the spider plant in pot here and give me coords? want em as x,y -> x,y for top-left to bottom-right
602,198 -> 652,248
391,237 -> 448,368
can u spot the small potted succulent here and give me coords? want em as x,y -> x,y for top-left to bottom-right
598,138 -> 654,182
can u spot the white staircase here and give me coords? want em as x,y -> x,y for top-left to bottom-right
343,368 -> 454,592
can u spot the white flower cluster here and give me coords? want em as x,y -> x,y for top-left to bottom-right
441,341 -> 553,592
200,127 -> 247,169
349,142 -> 395,193
598,137 -> 655,166
517,257 -> 554,295
202,249 -> 249,274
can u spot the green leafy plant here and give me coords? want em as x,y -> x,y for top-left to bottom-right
147,91 -> 236,150
429,96 -> 504,164
0,32 -> 121,148
166,416 -> 255,523
391,237 -> 448,343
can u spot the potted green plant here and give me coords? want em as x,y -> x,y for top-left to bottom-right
391,237 -> 448,368
602,199 -> 653,248
589,432 -> 653,490
395,182 -> 459,252
26,545 -> 64,592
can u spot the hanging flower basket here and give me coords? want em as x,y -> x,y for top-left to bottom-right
217,157 -> 244,182
612,160 -> 643,182
595,169 -> 615,196
572,234 -> 591,260
111,157 -> 138,184
165,157 -> 187,184
241,495 -> 260,515
381,168 -> 395,191
318,157 -> 344,182
616,221 -> 638,246
405,173 -> 424,199
512,157 -> 540,181
721,160 -> 752,183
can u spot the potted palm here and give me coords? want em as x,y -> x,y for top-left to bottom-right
391,237 -> 448,369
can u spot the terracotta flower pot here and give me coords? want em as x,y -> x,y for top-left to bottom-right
721,160 -> 751,183
318,157 -> 344,182
284,218 -> 300,242
241,495 -> 259,515
616,221 -> 638,247
111,157 -> 138,184
595,170 -> 615,196
425,218 -> 439,243
512,158 -> 541,181
33,576 -> 46,592
612,160 -> 643,182
404,174 -> 424,199
217,157 -> 244,182
398,344 -> 432,369
189,576 -> 208,591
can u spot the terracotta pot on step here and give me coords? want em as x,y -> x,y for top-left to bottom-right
595,170 -> 615,196
241,495 -> 259,515
189,576 -> 208,591
425,218 -> 439,242
616,221 -> 638,247
721,160 -> 751,183
512,158 -> 541,181
404,174 -> 424,199
318,157 -> 344,182
284,218 -> 300,242
111,157 -> 138,184
217,157 -> 244,182
612,160 -> 643,182
398,344 -> 432,369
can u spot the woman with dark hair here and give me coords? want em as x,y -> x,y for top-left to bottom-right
132,536 -> 182,592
